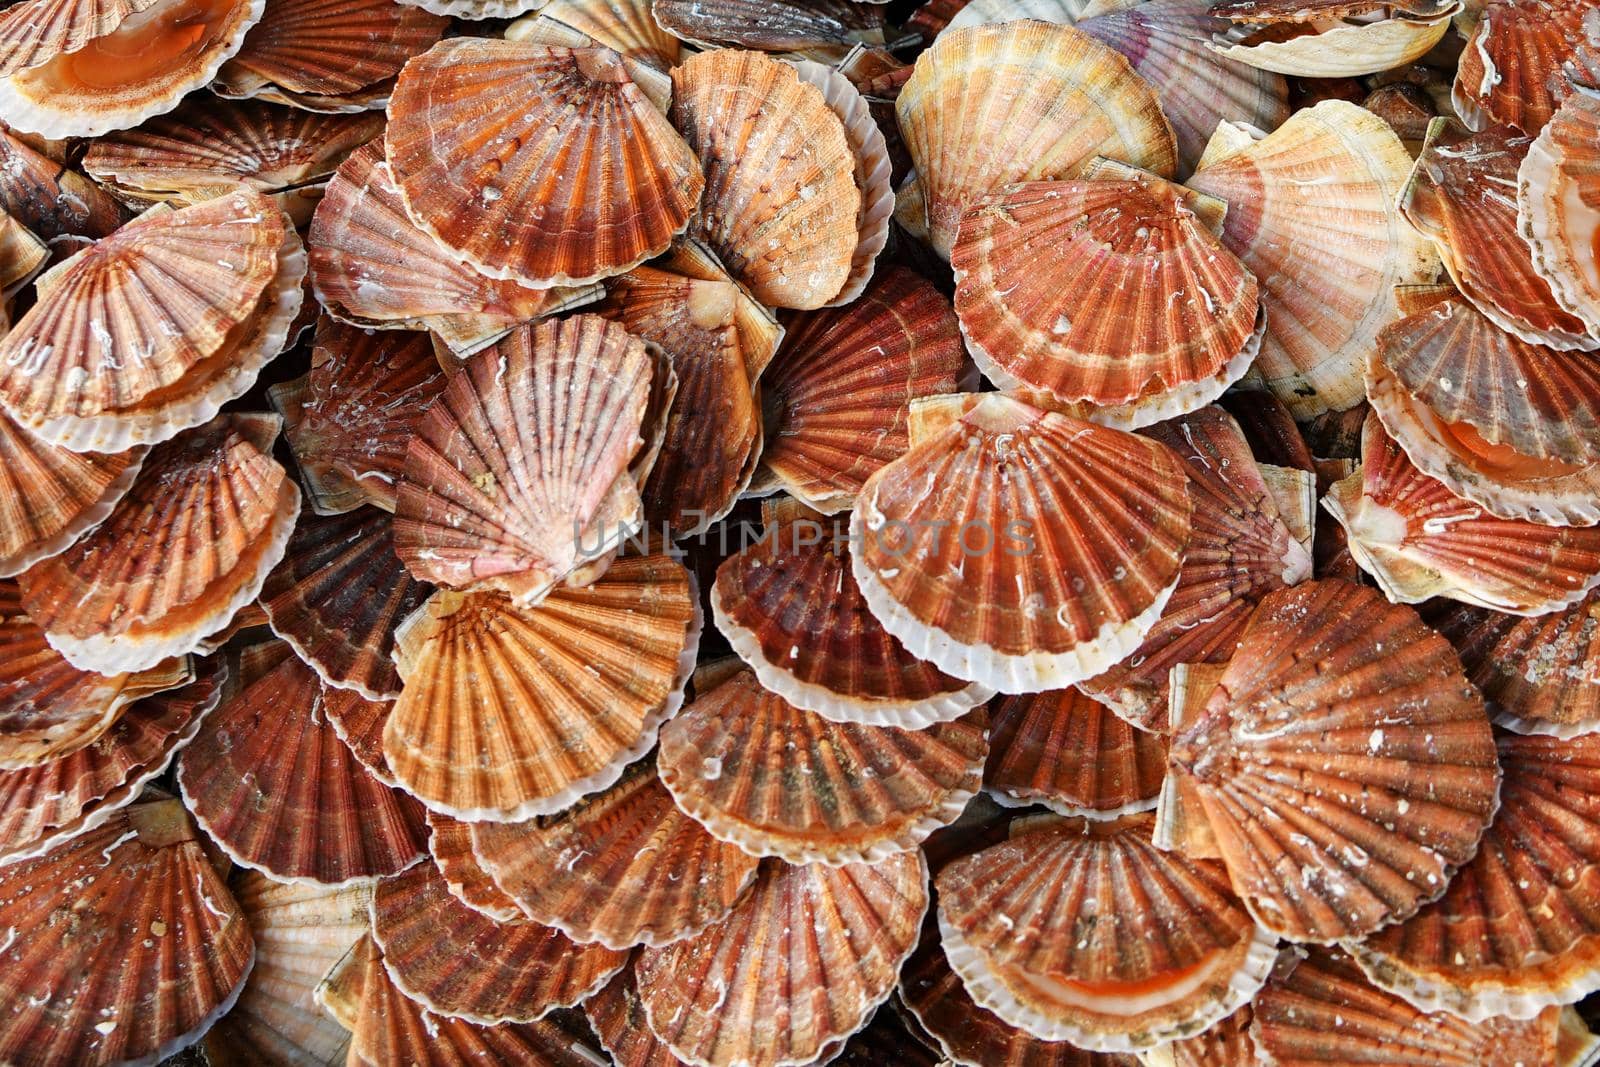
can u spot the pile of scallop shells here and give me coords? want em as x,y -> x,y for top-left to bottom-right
5,0 -> 1600,1063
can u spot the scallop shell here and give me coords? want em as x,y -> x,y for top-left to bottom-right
317,685 -> 397,790
1209,2 -> 1459,80
851,392 -> 1192,694
425,810 -> 523,923
259,507 -> 430,701
383,551 -> 699,822
17,413 -> 300,674
758,266 -> 969,513
711,501 -> 991,728
0,656 -> 219,866
985,688 -> 1167,818
1251,947 -> 1563,1065
1519,85 -> 1600,338
370,859 -> 626,1024
896,20 -> 1176,258
652,0 -> 884,58
669,49 -> 859,309
504,0 -> 679,112
1165,578 -> 1502,943
385,39 -> 703,287
0,0 -> 266,138
204,872 -> 372,1067
0,0 -> 163,77
177,644 -> 429,885
1350,731 -> 1600,1021
657,669 -> 988,865
393,315 -> 651,605
1325,414 -> 1600,614
1435,594 -> 1600,736
0,191 -> 304,452
1219,389 -> 1316,473
0,797 -> 254,1065
634,852 -> 929,1067
1401,119 -> 1595,350
585,968 -> 689,1067
1079,406 -> 1312,730
1185,101 -> 1438,419
936,813 -> 1276,1050
0,125 -> 127,238
1454,0 -> 1600,134
471,763 -> 761,949
216,0 -> 446,108
953,176 -> 1260,423
1140,1007 -> 1252,1067
392,0 -> 543,20
0,414 -> 144,578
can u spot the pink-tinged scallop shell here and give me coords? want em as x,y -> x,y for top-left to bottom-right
937,813 -> 1276,1050
504,0 -> 680,112
712,500 -> 991,728
0,797 -> 254,1066
0,656 -> 219,866
1325,414 -> 1600,614
657,668 -> 988,865
471,763 -> 760,949
759,267 -> 969,513
1165,579 -> 1502,943
0,580 -> 189,769
17,413 -> 299,674
635,852 -> 929,1067
1208,0 -> 1459,80
0,413 -> 145,578
1080,406 -> 1312,730
0,126 -> 126,238
204,872 -> 371,1066
1399,119 -> 1596,351
214,0 -> 446,110
271,317 -> 445,517
985,688 -> 1167,818
1432,595 -> 1600,736
1350,731 -> 1600,1021
383,550 -> 699,822
425,811 -> 523,923
385,39 -> 703,287
260,506 -> 432,700
851,392 -> 1192,694
896,20 -> 1176,259
653,0 -> 884,58
1519,81 -> 1600,340
0,191 -> 304,452
1454,0 -> 1600,134
669,49 -> 859,310
1251,947 -> 1564,1065
370,859 -> 626,1024
1186,101 -> 1438,419
177,644 -> 429,885
393,315 -> 651,605
953,175 -> 1260,426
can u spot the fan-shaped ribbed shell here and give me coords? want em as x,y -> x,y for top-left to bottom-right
0,798 -> 254,1066
204,872 -> 371,1067
370,860 -> 626,1024
851,393 -> 1192,694
0,413 -> 144,578
471,764 -> 760,949
1251,947 -> 1563,1066
506,0 -> 679,110
425,810 -> 522,923
1080,406 -> 1311,729
953,176 -> 1259,423
17,413 -> 299,674
759,267 -> 968,513
220,0 -> 446,100
1209,1 -> 1458,80
712,507 -> 990,728
0,0 -> 162,77
385,39 -> 703,287
260,507 -> 431,700
1438,595 -> 1600,736
177,646 -> 429,885
0,191 -> 304,452
936,814 -> 1276,1050
1186,101 -> 1438,419
1351,731 -> 1600,1020
635,852 -> 928,1067
1454,0 -> 1600,134
1400,120 -> 1596,350
584,968 -> 688,1067
896,20 -> 1176,258
1325,415 -> 1600,614
384,551 -> 699,822
1519,88 -> 1600,339
653,0 -> 885,58
985,688 -> 1166,818
393,315 -> 650,604
0,126 -> 126,239
658,669 -> 988,865
0,657 -> 219,865
1167,579 -> 1502,943
319,685 -> 394,787
669,49 -> 858,310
